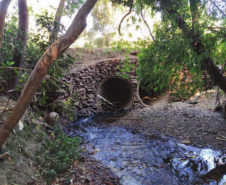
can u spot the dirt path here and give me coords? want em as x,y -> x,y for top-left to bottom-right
66,48 -> 138,73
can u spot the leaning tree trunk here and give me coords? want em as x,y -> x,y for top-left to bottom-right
49,0 -> 65,44
6,0 -> 28,91
162,0 -> 226,94
189,0 -> 226,93
0,0 -> 98,148
0,0 -> 12,50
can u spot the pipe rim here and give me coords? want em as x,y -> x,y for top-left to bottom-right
96,76 -> 134,110
137,81 -> 149,107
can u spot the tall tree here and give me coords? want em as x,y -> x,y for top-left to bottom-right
91,0 -> 116,47
0,0 -> 97,148
0,0 -> 12,50
6,0 -> 28,90
113,0 -> 226,95
160,0 -> 226,93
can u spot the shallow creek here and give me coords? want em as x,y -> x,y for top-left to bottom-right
66,114 -> 226,185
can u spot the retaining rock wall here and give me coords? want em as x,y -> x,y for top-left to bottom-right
68,57 -> 143,117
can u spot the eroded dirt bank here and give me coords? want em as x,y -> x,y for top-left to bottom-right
111,91 -> 226,150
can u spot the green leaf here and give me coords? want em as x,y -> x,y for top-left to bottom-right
14,68 -> 19,75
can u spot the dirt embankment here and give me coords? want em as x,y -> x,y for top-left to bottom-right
66,48 -> 138,73
113,91 -> 226,150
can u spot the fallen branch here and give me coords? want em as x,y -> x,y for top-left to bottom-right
97,95 -> 119,108
216,137 -> 226,141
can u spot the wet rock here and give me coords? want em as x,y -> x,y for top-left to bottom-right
88,94 -> 95,99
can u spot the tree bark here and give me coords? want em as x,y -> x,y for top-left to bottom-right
49,0 -> 65,43
0,0 -> 97,148
6,0 -> 28,91
55,0 -> 65,23
18,0 -> 28,48
202,58 -> 226,93
0,0 -> 12,50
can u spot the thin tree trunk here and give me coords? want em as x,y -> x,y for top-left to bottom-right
6,0 -> 28,91
0,0 -> 12,50
49,0 -> 65,43
18,0 -> 28,48
0,0 -> 97,148
55,0 -> 65,23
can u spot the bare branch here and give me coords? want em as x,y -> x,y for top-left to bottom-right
210,0 -> 226,17
140,5 -> 156,44
118,0 -> 133,36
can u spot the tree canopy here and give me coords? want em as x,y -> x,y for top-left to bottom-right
111,0 -> 226,97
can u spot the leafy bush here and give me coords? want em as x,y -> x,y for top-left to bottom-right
0,11 -> 79,121
35,126 -> 82,183
136,19 -> 214,98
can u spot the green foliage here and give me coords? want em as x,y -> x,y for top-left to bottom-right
27,11 -> 78,116
80,0 -> 117,48
0,11 -> 78,119
32,11 -> 65,52
110,0 -> 226,96
117,57 -> 135,79
0,16 -> 21,63
136,0 -> 225,97
0,15 -> 23,91
111,38 -> 149,79
63,0 -> 86,17
112,38 -> 150,51
35,126 -> 82,183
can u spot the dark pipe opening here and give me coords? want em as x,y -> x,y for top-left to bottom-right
96,77 -> 134,110
138,82 -> 168,106
138,82 -> 162,105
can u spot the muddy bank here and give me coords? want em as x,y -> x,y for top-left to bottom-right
66,91 -> 226,184
111,91 -> 226,150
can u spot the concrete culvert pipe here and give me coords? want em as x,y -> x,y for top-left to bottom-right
138,81 -> 169,106
138,82 -> 153,105
96,77 -> 134,110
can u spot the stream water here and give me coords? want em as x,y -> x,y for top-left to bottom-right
66,114 -> 226,185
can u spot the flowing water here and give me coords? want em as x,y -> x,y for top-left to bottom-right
66,115 -> 226,185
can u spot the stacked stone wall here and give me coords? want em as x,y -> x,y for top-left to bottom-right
68,57 -> 142,117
